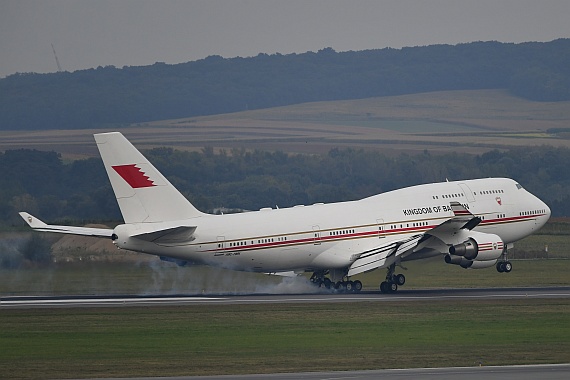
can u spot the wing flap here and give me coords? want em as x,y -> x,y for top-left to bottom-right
348,234 -> 423,276
19,212 -> 113,238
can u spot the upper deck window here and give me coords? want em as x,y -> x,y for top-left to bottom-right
516,183 -> 523,190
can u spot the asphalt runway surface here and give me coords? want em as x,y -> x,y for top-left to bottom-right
90,364 -> 569,380
2,286 -> 569,309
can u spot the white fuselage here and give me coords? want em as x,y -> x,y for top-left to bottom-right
113,178 -> 550,273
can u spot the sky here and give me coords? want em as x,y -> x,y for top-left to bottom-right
1,0 -> 570,78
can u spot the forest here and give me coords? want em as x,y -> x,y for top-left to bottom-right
1,39 -> 570,131
1,144 -> 570,227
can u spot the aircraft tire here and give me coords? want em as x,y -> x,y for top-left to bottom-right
323,278 -> 332,289
353,280 -> 363,292
394,274 -> 406,286
504,261 -> 513,273
496,261 -> 505,273
346,281 -> 354,292
389,282 -> 398,293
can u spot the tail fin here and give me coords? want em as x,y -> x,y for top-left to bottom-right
94,132 -> 204,224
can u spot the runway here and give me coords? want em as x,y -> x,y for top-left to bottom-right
2,286 -> 570,309
117,364 -> 570,380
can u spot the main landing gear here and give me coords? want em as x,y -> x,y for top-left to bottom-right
310,271 -> 363,293
379,263 -> 406,293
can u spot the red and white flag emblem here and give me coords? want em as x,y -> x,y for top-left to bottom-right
112,164 -> 156,188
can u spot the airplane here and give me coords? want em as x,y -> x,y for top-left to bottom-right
20,132 -> 551,293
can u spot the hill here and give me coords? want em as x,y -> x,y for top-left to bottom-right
1,39 -> 569,131
1,89 -> 569,157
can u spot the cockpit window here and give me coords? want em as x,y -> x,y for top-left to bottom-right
516,183 -> 523,190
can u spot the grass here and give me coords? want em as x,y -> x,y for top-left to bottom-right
1,300 -> 569,379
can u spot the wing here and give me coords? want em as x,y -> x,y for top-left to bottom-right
347,202 -> 480,276
19,212 -> 114,238
347,234 -> 423,276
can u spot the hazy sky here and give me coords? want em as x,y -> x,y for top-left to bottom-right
1,0 -> 569,78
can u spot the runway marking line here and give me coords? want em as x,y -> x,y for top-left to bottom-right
0,297 -> 225,307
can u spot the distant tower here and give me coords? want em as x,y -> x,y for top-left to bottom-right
51,43 -> 63,72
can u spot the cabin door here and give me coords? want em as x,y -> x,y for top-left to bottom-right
215,236 -> 225,256
377,219 -> 385,238
312,225 -> 321,245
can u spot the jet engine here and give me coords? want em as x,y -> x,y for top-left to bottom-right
444,254 -> 497,269
446,231 -> 504,269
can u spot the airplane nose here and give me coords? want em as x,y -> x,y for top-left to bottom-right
544,202 -> 552,219
538,198 -> 551,227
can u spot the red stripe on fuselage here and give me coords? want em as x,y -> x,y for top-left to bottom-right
199,212 -> 546,254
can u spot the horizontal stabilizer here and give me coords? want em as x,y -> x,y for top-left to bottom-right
131,226 -> 197,245
19,212 -> 113,238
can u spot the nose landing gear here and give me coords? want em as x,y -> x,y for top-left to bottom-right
496,248 -> 513,273
496,260 -> 512,273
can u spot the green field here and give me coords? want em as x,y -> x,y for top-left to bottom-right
1,300 -> 569,379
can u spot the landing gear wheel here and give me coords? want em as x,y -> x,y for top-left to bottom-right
353,280 -> 363,292
393,274 -> 406,286
323,278 -> 332,289
497,261 -> 513,273
380,281 -> 397,293
346,281 -> 354,292
336,281 -> 347,292
496,261 -> 505,273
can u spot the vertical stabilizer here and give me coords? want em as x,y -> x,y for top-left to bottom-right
94,132 -> 204,223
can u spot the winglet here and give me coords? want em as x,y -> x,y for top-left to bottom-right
19,212 -> 48,229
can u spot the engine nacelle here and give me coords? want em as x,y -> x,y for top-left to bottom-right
460,259 -> 497,269
448,232 -> 504,261
445,254 -> 498,269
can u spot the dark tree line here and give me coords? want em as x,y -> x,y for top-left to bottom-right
1,40 -> 569,131
1,145 -> 570,227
